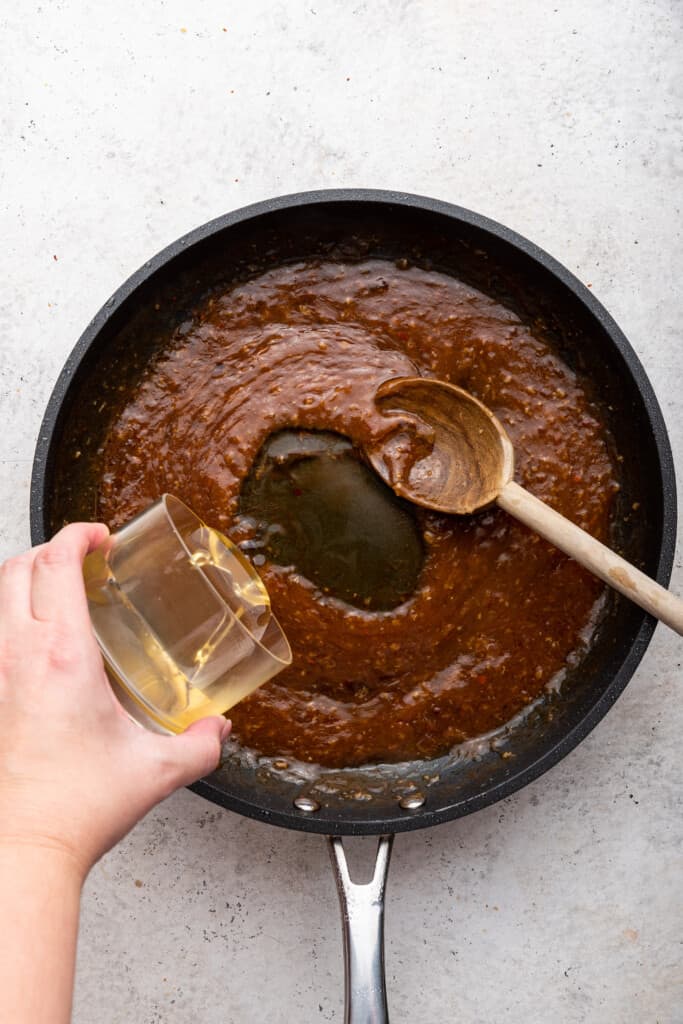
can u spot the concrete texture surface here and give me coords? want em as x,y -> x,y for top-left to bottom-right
1,1 -> 681,1021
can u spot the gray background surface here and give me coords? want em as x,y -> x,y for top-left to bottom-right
1,2 -> 681,1021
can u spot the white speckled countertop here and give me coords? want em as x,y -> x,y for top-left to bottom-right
1,2 -> 681,1021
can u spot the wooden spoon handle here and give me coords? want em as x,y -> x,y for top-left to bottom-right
497,480 -> 683,635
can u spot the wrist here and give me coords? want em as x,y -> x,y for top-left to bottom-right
0,833 -> 89,889
0,836 -> 83,1024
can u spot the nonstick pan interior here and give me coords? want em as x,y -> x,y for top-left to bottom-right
30,190 -> 677,835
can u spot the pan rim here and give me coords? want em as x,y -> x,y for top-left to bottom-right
29,188 -> 677,835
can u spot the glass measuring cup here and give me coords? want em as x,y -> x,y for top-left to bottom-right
83,495 -> 292,734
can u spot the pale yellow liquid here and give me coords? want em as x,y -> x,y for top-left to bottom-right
84,524 -> 272,732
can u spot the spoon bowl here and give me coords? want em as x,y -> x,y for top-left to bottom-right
371,377 -> 514,514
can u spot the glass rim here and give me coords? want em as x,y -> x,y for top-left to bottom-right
158,492 -> 292,668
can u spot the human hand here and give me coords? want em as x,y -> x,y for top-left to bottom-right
0,523 -> 231,881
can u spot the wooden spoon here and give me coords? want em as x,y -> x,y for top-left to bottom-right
367,376 -> 683,635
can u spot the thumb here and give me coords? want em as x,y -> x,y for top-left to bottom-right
155,717 -> 231,791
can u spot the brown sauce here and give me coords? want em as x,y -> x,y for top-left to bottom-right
97,259 -> 620,767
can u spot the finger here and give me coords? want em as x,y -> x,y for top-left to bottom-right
0,551 -> 38,633
31,522 -> 109,624
150,717 -> 231,793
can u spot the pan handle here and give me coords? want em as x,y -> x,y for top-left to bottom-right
327,835 -> 394,1024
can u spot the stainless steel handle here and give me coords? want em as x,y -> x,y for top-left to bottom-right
327,835 -> 394,1024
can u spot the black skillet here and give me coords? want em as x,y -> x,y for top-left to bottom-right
30,191 -> 677,1022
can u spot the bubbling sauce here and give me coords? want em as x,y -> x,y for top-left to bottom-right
97,259 -> 620,766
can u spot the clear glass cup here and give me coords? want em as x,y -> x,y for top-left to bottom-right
83,494 -> 292,734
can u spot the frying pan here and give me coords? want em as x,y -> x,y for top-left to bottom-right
30,190 -> 677,1022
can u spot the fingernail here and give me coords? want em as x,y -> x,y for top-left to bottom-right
219,719 -> 232,742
